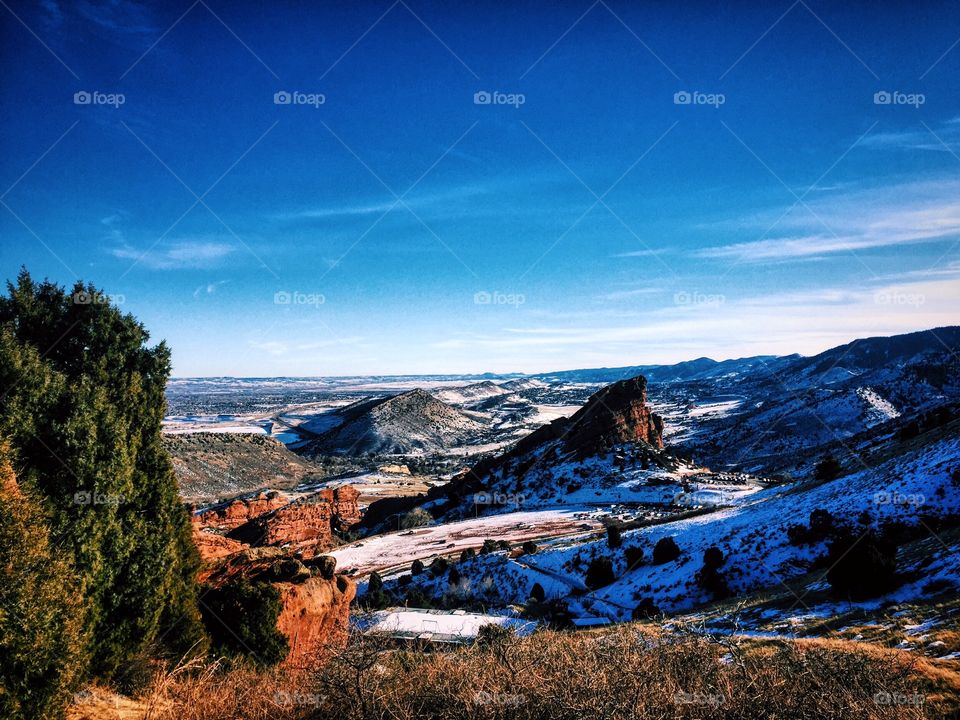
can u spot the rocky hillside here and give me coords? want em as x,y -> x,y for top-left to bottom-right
164,433 -> 318,502
443,376 -> 669,511
674,326 -> 960,474
303,388 -> 483,456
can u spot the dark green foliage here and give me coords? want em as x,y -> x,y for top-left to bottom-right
814,455 -> 843,482
652,537 -> 681,565
585,556 -> 615,590
475,624 -> 512,647
405,587 -> 433,608
696,546 -> 730,599
429,557 -> 449,577
529,582 -> 545,603
411,558 -> 425,575
606,524 -> 622,549
632,597 -> 660,619
826,531 -> 898,600
0,447 -> 85,720
521,540 -> 538,555
0,272 -> 204,684
787,508 -> 837,546
624,545 -> 644,569
481,539 -> 499,554
200,579 -> 288,666
447,565 -> 461,586
459,547 -> 476,562
364,570 -> 392,609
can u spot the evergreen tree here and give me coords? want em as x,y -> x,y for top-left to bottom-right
0,271 -> 204,682
0,444 -> 85,720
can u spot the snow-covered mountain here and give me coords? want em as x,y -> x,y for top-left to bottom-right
301,389 -> 483,456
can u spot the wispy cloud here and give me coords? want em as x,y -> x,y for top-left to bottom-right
860,120 -> 960,153
596,287 -> 664,302
611,249 -> 667,258
193,280 -> 229,298
697,178 -> 960,262
111,241 -> 235,270
75,0 -> 158,35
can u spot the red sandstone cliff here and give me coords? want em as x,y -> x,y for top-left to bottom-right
193,486 -> 362,560
201,547 -> 355,665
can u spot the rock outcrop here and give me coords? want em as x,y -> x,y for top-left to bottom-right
193,491 -> 288,530
447,375 -> 665,501
193,486 -> 362,560
202,547 -> 355,665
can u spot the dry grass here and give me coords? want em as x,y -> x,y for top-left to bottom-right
119,626 -> 960,720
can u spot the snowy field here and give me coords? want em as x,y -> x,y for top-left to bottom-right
330,509 -> 602,576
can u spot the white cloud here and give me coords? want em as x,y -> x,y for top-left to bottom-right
697,178 -> 960,262
111,241 -> 234,270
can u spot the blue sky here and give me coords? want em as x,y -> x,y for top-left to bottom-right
1,0 -> 959,376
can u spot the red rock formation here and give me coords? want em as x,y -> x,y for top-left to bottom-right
561,376 -> 664,454
330,485 -> 362,529
202,548 -> 355,665
193,491 -> 288,530
276,572 -> 355,664
192,527 -> 249,562
223,486 -> 362,558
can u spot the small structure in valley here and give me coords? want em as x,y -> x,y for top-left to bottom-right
359,608 -> 532,646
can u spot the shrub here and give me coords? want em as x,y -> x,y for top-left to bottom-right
814,455 -> 843,482
400,507 -> 433,529
606,524 -> 623,549
411,559 -> 424,575
624,545 -> 644,569
475,624 -> 512,647
459,547 -> 476,562
826,531 -> 898,600
447,566 -> 461,587
585,557 -> 615,590
200,579 -> 288,666
521,540 -> 538,555
696,546 -> 730,599
405,587 -> 433,608
652,537 -> 681,565
480,539 -> 499,554
429,557 -> 449,577
529,582 -> 546,603
631,597 -> 660,619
